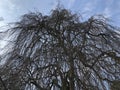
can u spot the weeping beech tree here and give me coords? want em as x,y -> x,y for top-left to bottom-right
0,8 -> 120,90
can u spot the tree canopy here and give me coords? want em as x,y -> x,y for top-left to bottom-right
0,8 -> 120,90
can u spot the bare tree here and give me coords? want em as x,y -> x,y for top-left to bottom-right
0,8 -> 120,90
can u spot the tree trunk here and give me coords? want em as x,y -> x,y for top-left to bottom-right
69,57 -> 75,90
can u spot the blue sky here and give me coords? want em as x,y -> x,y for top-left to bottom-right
0,0 -> 120,27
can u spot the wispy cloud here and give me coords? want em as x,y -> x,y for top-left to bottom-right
50,0 -> 58,9
0,17 -> 4,21
103,7 -> 111,18
0,0 -> 16,12
83,3 -> 93,12
83,1 -> 97,13
81,1 -> 97,19
68,0 -> 76,8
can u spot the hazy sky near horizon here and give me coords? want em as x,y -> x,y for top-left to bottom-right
0,0 -> 120,27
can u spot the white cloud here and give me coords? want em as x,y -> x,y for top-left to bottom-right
0,0 -> 16,12
0,0 -> 17,20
